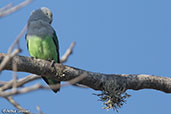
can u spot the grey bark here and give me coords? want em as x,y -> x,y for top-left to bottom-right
0,53 -> 171,93
1,53 -> 171,110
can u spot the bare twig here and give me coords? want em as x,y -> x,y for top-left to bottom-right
8,24 -> 27,54
0,84 -> 44,97
0,24 -> 27,72
0,49 -> 21,72
47,72 -> 88,90
12,59 -> 17,90
60,42 -> 76,63
0,75 -> 40,91
0,3 -> 13,12
0,2 -> 28,73
36,106 -> 44,114
0,81 -> 8,85
0,73 -> 87,97
5,96 -> 31,114
0,0 -> 32,18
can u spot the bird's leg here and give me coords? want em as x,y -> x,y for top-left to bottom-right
48,59 -> 62,79
46,58 -> 55,67
49,59 -> 55,67
48,59 -> 58,75
30,56 -> 35,60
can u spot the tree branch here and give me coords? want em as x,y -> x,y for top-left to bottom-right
60,42 -> 76,63
5,96 -> 31,114
0,53 -> 171,110
0,49 -> 21,72
0,0 -> 32,18
0,3 -> 13,12
1,53 -> 171,93
0,75 -> 40,91
0,73 -> 88,97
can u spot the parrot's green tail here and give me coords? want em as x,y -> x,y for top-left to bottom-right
42,77 -> 60,93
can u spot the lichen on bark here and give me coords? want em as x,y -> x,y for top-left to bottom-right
94,79 -> 130,111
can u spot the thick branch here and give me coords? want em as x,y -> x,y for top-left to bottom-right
0,53 -> 171,93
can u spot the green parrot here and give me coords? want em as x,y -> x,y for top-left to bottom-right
25,7 -> 60,93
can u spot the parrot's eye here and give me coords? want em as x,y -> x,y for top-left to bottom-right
45,12 -> 52,19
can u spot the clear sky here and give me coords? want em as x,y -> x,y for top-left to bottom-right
0,0 -> 171,114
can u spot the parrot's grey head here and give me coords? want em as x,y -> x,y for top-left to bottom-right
28,7 -> 53,24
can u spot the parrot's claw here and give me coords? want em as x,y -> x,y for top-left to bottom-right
49,60 -> 59,76
48,59 -> 62,78
50,60 -> 55,67
30,57 -> 35,60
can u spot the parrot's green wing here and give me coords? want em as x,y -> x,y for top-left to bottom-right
41,31 -> 60,93
25,31 -> 60,93
52,31 -> 60,63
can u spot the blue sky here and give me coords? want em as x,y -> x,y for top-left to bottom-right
0,0 -> 171,114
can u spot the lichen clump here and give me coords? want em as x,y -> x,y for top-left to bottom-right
95,80 -> 130,111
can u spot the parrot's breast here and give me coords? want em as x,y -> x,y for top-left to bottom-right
28,36 -> 58,62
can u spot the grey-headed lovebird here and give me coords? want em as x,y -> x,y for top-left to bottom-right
25,7 -> 60,93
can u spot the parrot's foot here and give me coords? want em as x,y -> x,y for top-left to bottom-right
48,59 -> 63,78
30,56 -> 39,60
30,57 -> 35,60
49,60 -> 55,67
49,60 -> 59,76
